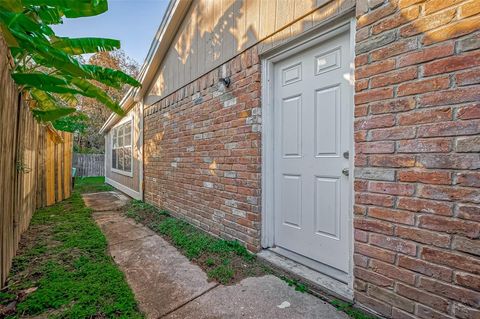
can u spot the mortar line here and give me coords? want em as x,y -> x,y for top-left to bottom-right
157,283 -> 221,318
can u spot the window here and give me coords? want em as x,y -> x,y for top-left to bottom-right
112,119 -> 132,174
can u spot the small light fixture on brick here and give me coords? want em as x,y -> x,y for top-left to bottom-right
219,77 -> 231,88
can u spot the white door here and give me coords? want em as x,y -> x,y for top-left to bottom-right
273,30 -> 352,279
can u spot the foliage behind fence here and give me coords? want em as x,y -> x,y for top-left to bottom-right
0,35 -> 73,288
73,153 -> 105,177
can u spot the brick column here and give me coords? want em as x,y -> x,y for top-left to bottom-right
354,0 -> 480,318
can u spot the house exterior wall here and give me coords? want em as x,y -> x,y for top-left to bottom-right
105,103 -> 142,197
353,0 -> 480,318
140,0 -> 480,317
146,0 -> 356,102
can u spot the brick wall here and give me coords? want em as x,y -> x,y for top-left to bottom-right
354,0 -> 480,318
143,46 -> 262,252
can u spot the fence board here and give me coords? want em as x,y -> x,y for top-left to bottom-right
0,34 -> 73,288
73,153 -> 105,177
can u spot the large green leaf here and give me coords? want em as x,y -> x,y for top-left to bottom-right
12,72 -> 83,94
51,37 -> 120,55
32,107 -> 76,122
84,64 -> 141,88
52,112 -> 88,132
23,0 -> 108,18
30,88 -> 58,110
0,0 -> 23,12
70,78 -> 125,116
36,6 -> 64,24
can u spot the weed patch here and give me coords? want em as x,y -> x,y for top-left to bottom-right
74,176 -> 114,194
1,183 -> 142,318
124,200 -> 269,285
331,300 -> 378,319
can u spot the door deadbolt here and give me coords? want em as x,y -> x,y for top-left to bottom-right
343,151 -> 349,159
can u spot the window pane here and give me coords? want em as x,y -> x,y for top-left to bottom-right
118,148 -> 124,171
124,131 -> 131,146
118,134 -> 124,148
124,147 -> 132,172
112,149 -> 117,169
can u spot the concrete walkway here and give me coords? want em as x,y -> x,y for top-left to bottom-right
82,191 -> 348,319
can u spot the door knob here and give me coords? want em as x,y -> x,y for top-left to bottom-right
342,168 -> 349,176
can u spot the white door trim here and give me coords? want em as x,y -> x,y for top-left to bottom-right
261,15 -> 356,289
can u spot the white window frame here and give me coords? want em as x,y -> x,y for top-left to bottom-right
111,115 -> 134,177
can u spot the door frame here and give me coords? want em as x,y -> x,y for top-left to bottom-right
261,15 -> 356,287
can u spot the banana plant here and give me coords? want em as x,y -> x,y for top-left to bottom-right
0,0 -> 140,131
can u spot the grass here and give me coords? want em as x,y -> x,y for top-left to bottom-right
125,200 -> 270,284
0,177 -> 143,318
74,176 -> 114,194
331,300 -> 378,319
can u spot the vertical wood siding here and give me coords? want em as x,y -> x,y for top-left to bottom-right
0,35 -> 73,288
147,0 -> 355,100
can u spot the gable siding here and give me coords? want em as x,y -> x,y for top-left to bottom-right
147,0 -> 355,101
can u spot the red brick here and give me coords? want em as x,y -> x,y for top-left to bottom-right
370,67 -> 418,88
419,276 -> 480,308
370,97 -> 416,114
354,217 -> 395,235
369,126 -> 416,141
398,0 -> 423,9
355,114 -> 395,130
396,283 -> 449,312
459,0 -> 480,18
424,16 -> 480,45
356,141 -> 394,154
370,233 -> 417,255
355,59 -> 396,79
416,304 -> 453,319
423,51 -> 480,77
457,204 -> 480,222
421,87 -> 480,107
357,2 -> 397,28
369,207 -> 415,225
368,285 -> 415,313
354,267 -> 394,287
355,192 -> 395,207
398,107 -> 452,126
452,236 -> 480,256
400,9 -> 456,37
417,120 -> 480,137
455,272 -> 480,291
371,6 -> 420,35
370,39 -> 417,61
397,76 -> 450,97
369,155 -> 416,168
418,184 -> 480,205
456,67 -> 480,86
392,308 -> 417,319
424,0 -> 463,14
398,43 -> 455,67
355,254 -> 369,269
370,259 -> 416,285
354,230 -> 369,243
355,242 -> 396,263
453,303 -> 480,319
398,170 -> 451,185
397,197 -> 453,216
355,79 -> 369,92
398,255 -> 453,282
355,87 -> 393,104
368,181 -> 415,196
355,54 -> 369,67
398,138 -> 451,153
355,104 -> 368,116
422,247 -> 480,275
457,103 -> 480,120
419,214 -> 479,238
456,172 -> 480,187
355,292 -> 392,317
396,226 -> 451,248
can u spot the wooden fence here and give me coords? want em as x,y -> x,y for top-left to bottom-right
0,35 -> 73,288
73,153 -> 105,177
